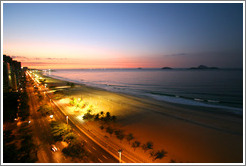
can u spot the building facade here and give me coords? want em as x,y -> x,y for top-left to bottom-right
3,55 -> 25,93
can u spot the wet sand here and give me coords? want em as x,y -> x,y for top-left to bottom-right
41,73 -> 243,163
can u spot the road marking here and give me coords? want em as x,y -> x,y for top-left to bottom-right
102,155 -> 108,159
98,158 -> 103,163
92,146 -> 96,150
51,100 -> 128,162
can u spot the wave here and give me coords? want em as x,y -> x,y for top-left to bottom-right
45,72 -> 243,116
146,93 -> 242,115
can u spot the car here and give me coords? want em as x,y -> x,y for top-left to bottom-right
51,144 -> 58,152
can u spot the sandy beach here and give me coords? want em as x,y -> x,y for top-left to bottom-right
42,73 -> 243,163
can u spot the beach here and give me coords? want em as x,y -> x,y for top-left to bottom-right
42,72 -> 243,163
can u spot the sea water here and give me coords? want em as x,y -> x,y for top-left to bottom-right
46,68 -> 243,114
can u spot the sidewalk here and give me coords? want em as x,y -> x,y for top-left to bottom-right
50,96 -> 150,163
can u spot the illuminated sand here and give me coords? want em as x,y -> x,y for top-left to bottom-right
42,74 -> 243,163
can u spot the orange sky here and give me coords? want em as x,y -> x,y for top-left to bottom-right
3,3 -> 243,69
8,55 -> 178,69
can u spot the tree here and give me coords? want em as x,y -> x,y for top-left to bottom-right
83,112 -> 94,121
79,100 -> 86,109
106,126 -> 114,136
69,97 -> 77,106
147,141 -> 153,150
69,100 -> 75,106
142,143 -> 148,152
117,133 -> 125,142
111,115 -> 117,122
99,125 -> 104,130
150,150 -> 156,160
106,111 -> 111,118
94,114 -> 99,121
114,129 -> 125,142
142,141 -> 153,152
153,149 -> 167,160
63,132 -> 77,143
86,105 -> 94,114
126,133 -> 134,144
132,141 -> 141,151
62,140 -> 88,159
114,129 -> 123,136
50,121 -> 72,141
37,104 -> 53,116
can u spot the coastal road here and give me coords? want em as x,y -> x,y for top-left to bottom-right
47,92 -> 144,163
27,82 -> 69,163
28,71 -> 142,163
27,73 -> 119,163
47,93 -> 119,163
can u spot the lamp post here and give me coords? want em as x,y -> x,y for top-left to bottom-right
118,149 -> 122,163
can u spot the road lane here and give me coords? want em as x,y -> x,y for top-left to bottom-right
47,91 -> 118,162
27,86 -> 55,163
27,79 -> 73,163
51,100 -> 122,162
27,72 -> 120,163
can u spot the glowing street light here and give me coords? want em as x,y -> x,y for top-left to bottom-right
118,149 -> 122,163
66,116 -> 68,125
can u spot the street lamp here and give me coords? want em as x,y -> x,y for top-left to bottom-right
118,149 -> 122,163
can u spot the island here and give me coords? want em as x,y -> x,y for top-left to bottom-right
189,65 -> 219,70
161,67 -> 173,69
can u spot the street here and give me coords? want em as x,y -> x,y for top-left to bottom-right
26,74 -> 119,163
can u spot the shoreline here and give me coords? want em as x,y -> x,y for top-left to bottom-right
45,72 -> 243,114
40,71 -> 243,163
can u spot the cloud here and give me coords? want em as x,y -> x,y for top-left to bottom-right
165,53 -> 187,57
11,56 -> 29,59
46,58 -> 68,60
9,55 -> 68,61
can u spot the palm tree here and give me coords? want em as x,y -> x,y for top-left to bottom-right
94,114 -> 99,121
141,144 -> 148,152
149,150 -> 156,161
99,125 -> 104,130
106,126 -> 114,136
154,149 -> 167,160
132,141 -> 141,151
117,133 -> 125,142
126,133 -> 134,144
146,141 -> 153,150
111,115 -> 117,122
100,111 -> 104,116
142,141 -> 153,152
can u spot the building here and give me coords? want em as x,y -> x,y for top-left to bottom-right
3,55 -> 24,92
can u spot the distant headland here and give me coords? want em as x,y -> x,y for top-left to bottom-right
189,65 -> 219,70
161,67 -> 173,70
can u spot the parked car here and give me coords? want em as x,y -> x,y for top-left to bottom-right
51,144 -> 58,152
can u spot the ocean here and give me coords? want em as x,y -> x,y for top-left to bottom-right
45,68 -> 243,114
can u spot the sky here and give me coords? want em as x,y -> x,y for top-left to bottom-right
3,3 -> 243,69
